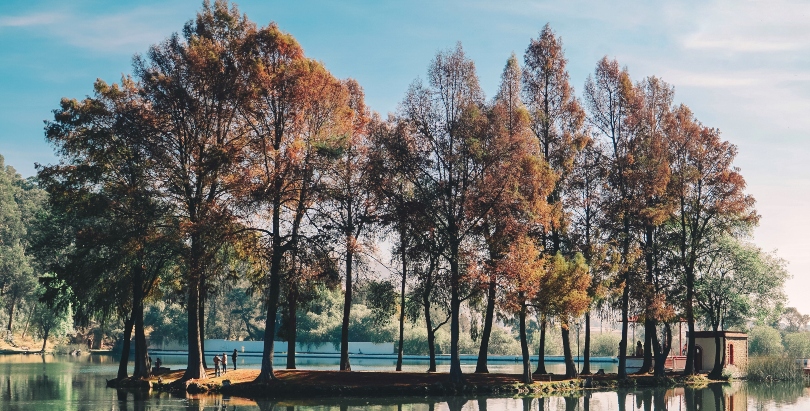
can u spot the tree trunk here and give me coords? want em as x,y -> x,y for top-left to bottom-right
182,236 -> 207,381
340,245 -> 353,371
424,285 -> 437,373
618,271 -> 630,379
255,250 -> 283,382
133,264 -> 150,379
581,312 -> 592,375
534,315 -> 547,374
256,195 -> 285,382
561,319 -> 576,378
449,252 -> 463,383
199,275 -> 207,370
684,265 -> 696,375
639,225 -> 655,374
519,301 -> 532,384
396,246 -> 406,372
6,298 -> 15,332
286,289 -> 297,369
475,274 -> 497,373
653,322 -> 671,377
638,318 -> 654,374
40,327 -> 49,353
118,317 -> 134,380
708,322 -> 724,379
21,305 -> 33,340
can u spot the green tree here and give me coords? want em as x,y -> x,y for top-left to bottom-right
748,325 -> 783,356
0,157 -> 43,338
783,332 -> 810,358
39,78 -> 177,379
695,235 -> 788,378
781,307 -> 809,333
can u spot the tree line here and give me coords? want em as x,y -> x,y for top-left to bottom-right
27,0 -> 787,384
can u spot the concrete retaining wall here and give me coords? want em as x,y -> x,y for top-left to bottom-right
155,339 -> 394,354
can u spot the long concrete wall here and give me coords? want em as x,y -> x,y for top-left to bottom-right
154,339 -> 394,354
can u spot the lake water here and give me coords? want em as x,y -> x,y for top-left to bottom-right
1,354 -> 809,410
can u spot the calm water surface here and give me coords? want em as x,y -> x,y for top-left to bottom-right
1,354 -> 808,410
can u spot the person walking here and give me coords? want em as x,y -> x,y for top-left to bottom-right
232,349 -> 238,371
213,355 -> 221,377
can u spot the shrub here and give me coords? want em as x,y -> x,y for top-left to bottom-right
487,326 -> 521,355
590,333 -> 620,357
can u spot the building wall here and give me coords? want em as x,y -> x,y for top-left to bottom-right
725,337 -> 748,371
694,336 -> 748,373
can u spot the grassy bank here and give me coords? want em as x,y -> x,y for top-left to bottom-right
109,369 -> 712,399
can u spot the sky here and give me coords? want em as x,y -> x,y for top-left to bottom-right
1,0 -> 809,314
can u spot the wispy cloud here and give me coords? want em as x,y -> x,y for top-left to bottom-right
0,12 -> 60,27
0,6 -> 186,54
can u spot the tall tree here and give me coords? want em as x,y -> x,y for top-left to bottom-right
522,25 -> 587,375
583,57 -> 638,378
476,53 -> 554,373
567,138 -> 610,375
241,21 -> 353,380
628,76 -> 675,374
315,79 -> 374,371
391,43 -> 493,383
0,157 -> 43,338
39,78 -> 176,379
134,0 -> 252,380
667,105 -> 757,375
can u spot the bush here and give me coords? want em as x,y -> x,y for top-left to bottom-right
749,325 -> 783,355
747,355 -> 803,381
783,332 -> 810,358
487,326 -> 521,355
590,333 -> 620,357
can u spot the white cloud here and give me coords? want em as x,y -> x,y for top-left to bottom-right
0,6 -> 187,53
0,12 -> 60,27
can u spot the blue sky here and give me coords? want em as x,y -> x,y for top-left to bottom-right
2,0 -> 809,314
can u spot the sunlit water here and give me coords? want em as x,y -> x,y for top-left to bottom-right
0,354 -> 808,410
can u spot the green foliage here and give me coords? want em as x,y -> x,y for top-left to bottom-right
360,280 -> 398,327
783,332 -> 810,358
0,155 -> 44,332
29,282 -> 73,350
145,301 -> 188,344
486,326 -> 521,355
748,325 -> 784,355
781,307 -> 810,333
590,333 -> 620,357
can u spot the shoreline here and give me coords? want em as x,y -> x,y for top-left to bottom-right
109,369 -> 715,399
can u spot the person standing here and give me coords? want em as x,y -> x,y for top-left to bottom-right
221,353 -> 227,374
213,355 -> 221,377
231,349 -> 238,370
